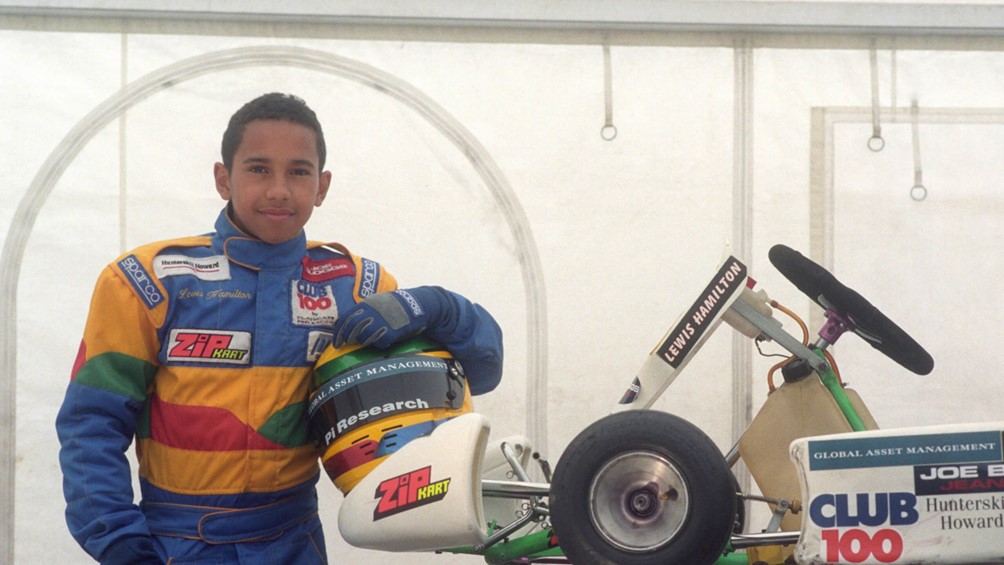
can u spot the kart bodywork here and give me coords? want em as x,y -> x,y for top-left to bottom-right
310,245 -> 1004,564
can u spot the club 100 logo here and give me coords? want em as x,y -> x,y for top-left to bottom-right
809,492 -> 918,563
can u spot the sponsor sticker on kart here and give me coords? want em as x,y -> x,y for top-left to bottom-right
373,466 -> 452,520
792,423 -> 1004,564
615,252 -> 747,410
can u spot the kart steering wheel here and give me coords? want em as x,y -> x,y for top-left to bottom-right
768,244 -> 934,376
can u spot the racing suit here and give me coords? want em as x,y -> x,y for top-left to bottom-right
56,207 -> 503,564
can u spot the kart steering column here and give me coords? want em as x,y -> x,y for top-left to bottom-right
728,299 -> 867,432
728,299 -> 829,375
814,304 -> 853,350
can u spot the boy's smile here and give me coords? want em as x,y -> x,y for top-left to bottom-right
214,119 -> 331,244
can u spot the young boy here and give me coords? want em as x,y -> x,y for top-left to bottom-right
56,93 -> 503,564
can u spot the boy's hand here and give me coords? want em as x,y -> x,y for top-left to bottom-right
333,288 -> 434,349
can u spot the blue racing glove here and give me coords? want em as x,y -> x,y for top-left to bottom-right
333,286 -> 449,349
333,285 -> 504,394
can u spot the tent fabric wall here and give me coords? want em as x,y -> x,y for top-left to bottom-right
3,3 -> 1004,563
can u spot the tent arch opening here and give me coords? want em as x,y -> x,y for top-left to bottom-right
0,46 -> 549,562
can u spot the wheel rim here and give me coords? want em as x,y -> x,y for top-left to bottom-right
587,450 -> 689,553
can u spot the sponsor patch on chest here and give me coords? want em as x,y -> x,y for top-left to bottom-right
302,256 -> 355,282
154,254 -> 231,281
307,330 -> 334,363
292,280 -> 338,327
166,329 -> 251,364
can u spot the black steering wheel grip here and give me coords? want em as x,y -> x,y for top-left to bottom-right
768,244 -> 934,376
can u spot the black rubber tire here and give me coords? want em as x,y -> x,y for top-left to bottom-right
549,410 -> 736,565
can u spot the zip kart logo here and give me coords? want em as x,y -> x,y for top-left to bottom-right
374,466 -> 451,520
810,492 -> 917,563
167,329 -> 251,365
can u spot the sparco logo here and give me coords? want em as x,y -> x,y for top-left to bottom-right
360,259 -> 379,298
118,255 -> 163,309
395,289 -> 424,317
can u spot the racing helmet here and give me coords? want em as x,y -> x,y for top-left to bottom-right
308,336 -> 473,494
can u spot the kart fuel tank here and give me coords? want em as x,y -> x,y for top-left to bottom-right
739,373 -> 878,532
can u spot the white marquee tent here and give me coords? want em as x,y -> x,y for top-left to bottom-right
2,1 -> 1003,563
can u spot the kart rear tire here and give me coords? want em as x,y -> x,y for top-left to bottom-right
549,410 -> 735,565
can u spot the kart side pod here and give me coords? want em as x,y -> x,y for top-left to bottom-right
338,412 -> 491,552
791,422 -> 1004,564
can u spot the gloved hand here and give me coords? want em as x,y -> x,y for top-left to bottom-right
333,286 -> 448,349
334,285 -> 503,393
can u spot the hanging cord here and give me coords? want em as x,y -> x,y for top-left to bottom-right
889,46 -> 897,119
910,99 -> 928,201
868,42 -> 884,151
600,42 -> 617,141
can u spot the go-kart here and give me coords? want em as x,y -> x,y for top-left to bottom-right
306,244 -> 1004,564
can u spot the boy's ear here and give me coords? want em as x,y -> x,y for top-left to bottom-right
315,170 -> 332,207
214,162 -> 231,200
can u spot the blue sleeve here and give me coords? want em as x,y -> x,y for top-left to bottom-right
56,381 -> 158,563
415,286 -> 504,395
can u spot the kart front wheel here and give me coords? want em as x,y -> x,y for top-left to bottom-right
549,410 -> 735,565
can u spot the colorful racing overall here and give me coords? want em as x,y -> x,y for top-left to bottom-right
56,207 -> 503,564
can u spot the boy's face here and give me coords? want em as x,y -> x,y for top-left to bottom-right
214,119 -> 331,244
